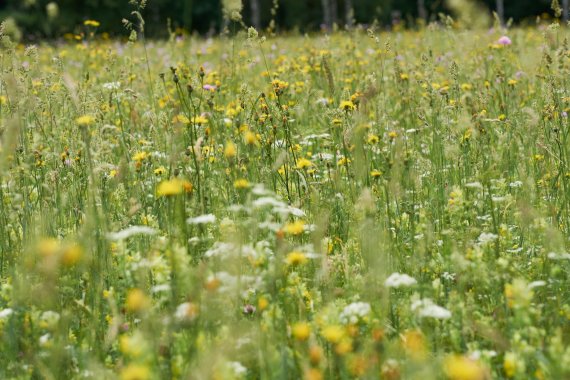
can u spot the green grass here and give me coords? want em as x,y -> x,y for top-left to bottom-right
0,20 -> 570,380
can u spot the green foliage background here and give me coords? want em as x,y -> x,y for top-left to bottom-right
0,0 -> 556,39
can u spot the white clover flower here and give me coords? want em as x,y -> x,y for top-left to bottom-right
411,299 -> 451,320
385,273 -> 417,288
102,81 -> 121,90
187,214 -> 216,225
340,302 -> 371,324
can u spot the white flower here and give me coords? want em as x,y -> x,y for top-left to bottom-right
385,273 -> 417,288
340,302 -> 371,324
107,226 -> 158,241
0,308 -> 13,318
477,232 -> 498,244
547,252 -> 570,260
228,361 -> 247,376
175,302 -> 197,321
528,280 -> 546,289
411,299 -> 451,320
187,214 -> 216,225
102,81 -> 121,90
465,182 -> 483,189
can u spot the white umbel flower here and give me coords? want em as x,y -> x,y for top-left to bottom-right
385,273 -> 417,288
340,302 -> 371,324
411,299 -> 451,320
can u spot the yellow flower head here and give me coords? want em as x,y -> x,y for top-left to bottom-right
224,141 -> 237,159
76,115 -> 95,127
339,100 -> 356,111
292,322 -> 311,341
284,220 -> 305,235
125,288 -> 150,313
84,20 -> 101,27
286,251 -> 308,266
233,178 -> 250,189
444,355 -> 486,380
120,364 -> 150,380
156,178 -> 193,196
321,325 -> 345,344
296,158 -> 313,170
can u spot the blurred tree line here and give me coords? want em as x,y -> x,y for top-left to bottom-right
0,0 -> 564,40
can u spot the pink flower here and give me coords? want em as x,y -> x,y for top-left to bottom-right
497,36 -> 512,45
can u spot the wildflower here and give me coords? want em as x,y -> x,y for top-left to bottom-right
153,166 -> 166,176
321,325 -> 344,344
224,141 -> 237,159
75,115 -> 95,127
233,178 -> 250,189
504,279 -> 533,309
132,151 -> 149,162
61,244 -> 83,267
244,130 -> 258,145
107,226 -> 158,241
187,214 -> 216,225
243,304 -> 256,315
156,179 -> 193,196
120,364 -> 150,380
84,20 -> 101,27
284,220 -> 305,235
175,302 -> 198,321
367,134 -> 379,144
125,288 -> 150,313
385,273 -> 417,288
296,157 -> 313,170
339,100 -> 356,111
292,322 -> 311,341
172,114 -> 190,124
271,79 -> 289,96
192,115 -> 208,125
503,352 -> 524,378
411,298 -> 451,319
370,169 -> 382,178
497,36 -> 512,45
444,355 -> 486,380
305,368 -> 323,380
401,329 -> 427,359
340,302 -> 371,324
286,251 -> 308,266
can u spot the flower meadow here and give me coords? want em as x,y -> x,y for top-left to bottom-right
1,17 -> 570,380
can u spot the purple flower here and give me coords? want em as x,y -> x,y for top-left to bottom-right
203,84 -> 217,92
498,36 -> 512,45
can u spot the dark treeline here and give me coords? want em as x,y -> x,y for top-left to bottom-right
0,0 -> 564,40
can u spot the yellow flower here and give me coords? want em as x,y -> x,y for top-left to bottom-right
233,178 -> 250,189
153,166 -> 166,176
296,158 -> 313,170
444,355 -> 486,380
284,220 -> 305,235
321,325 -> 344,344
37,238 -> 60,257
61,244 -> 83,267
367,134 -> 379,144
286,251 -> 308,266
339,100 -> 356,111
371,169 -> 382,178
156,178 -> 192,196
172,114 -> 190,124
460,83 -> 473,91
244,130 -> 258,146
132,151 -> 149,162
125,288 -> 150,313
84,20 -> 101,27
76,115 -> 95,127
192,115 -> 208,125
292,322 -> 311,341
224,141 -> 237,159
120,364 -> 150,380
401,329 -> 426,360
503,352 -> 519,378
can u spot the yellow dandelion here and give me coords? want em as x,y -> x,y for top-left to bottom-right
224,141 -> 237,159
157,178 -> 192,196
120,364 -> 150,380
339,100 -> 356,111
444,355 -> 486,380
321,325 -> 344,344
